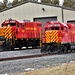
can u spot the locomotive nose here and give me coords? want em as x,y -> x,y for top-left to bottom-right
45,30 -> 59,43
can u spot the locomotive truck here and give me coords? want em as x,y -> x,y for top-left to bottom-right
0,19 -> 42,50
41,21 -> 75,53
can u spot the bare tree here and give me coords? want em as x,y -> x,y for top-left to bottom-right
3,0 -> 8,5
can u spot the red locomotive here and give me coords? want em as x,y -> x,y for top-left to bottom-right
0,19 -> 75,52
0,19 -> 42,50
41,21 -> 75,53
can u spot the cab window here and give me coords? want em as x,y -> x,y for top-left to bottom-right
2,24 -> 4,27
61,27 -> 64,30
50,27 -> 54,30
50,27 -> 59,30
55,27 -> 59,30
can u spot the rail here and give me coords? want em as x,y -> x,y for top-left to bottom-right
0,47 -> 40,52
0,51 -> 74,62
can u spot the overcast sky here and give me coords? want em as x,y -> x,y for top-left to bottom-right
0,0 -> 13,3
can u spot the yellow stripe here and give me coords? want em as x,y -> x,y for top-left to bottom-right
4,27 -> 12,39
0,28 -> 4,36
45,30 -> 59,43
51,31 -> 58,42
0,27 -> 12,39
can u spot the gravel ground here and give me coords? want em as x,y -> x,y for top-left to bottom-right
15,62 -> 75,75
0,51 -> 75,74
0,49 -> 41,58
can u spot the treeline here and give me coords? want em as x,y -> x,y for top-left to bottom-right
0,0 -> 75,10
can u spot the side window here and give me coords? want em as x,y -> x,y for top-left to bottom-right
16,23 -> 20,27
2,24 -> 4,27
16,24 -> 20,27
21,24 -> 25,29
61,27 -> 64,30
45,28 -> 48,31
64,27 -> 68,31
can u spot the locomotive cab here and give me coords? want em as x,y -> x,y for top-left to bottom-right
0,19 -> 25,50
2,19 -> 17,27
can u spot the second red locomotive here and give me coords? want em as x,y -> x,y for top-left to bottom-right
41,21 -> 75,53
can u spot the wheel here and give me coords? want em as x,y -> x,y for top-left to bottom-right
41,45 -> 46,53
46,45 -> 51,53
62,46 -> 67,53
11,47 -> 14,50
71,49 -> 74,52
19,47 -> 21,50
32,46 -> 36,49
47,45 -> 60,53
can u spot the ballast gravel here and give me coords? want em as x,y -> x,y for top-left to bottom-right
0,49 -> 41,58
0,49 -> 75,74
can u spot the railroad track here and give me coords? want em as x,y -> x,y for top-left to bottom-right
0,51 -> 74,62
0,49 -> 26,52
0,47 -> 40,52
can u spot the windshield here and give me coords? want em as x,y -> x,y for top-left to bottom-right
50,27 -> 59,30
2,23 -> 16,27
6,23 -> 16,26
